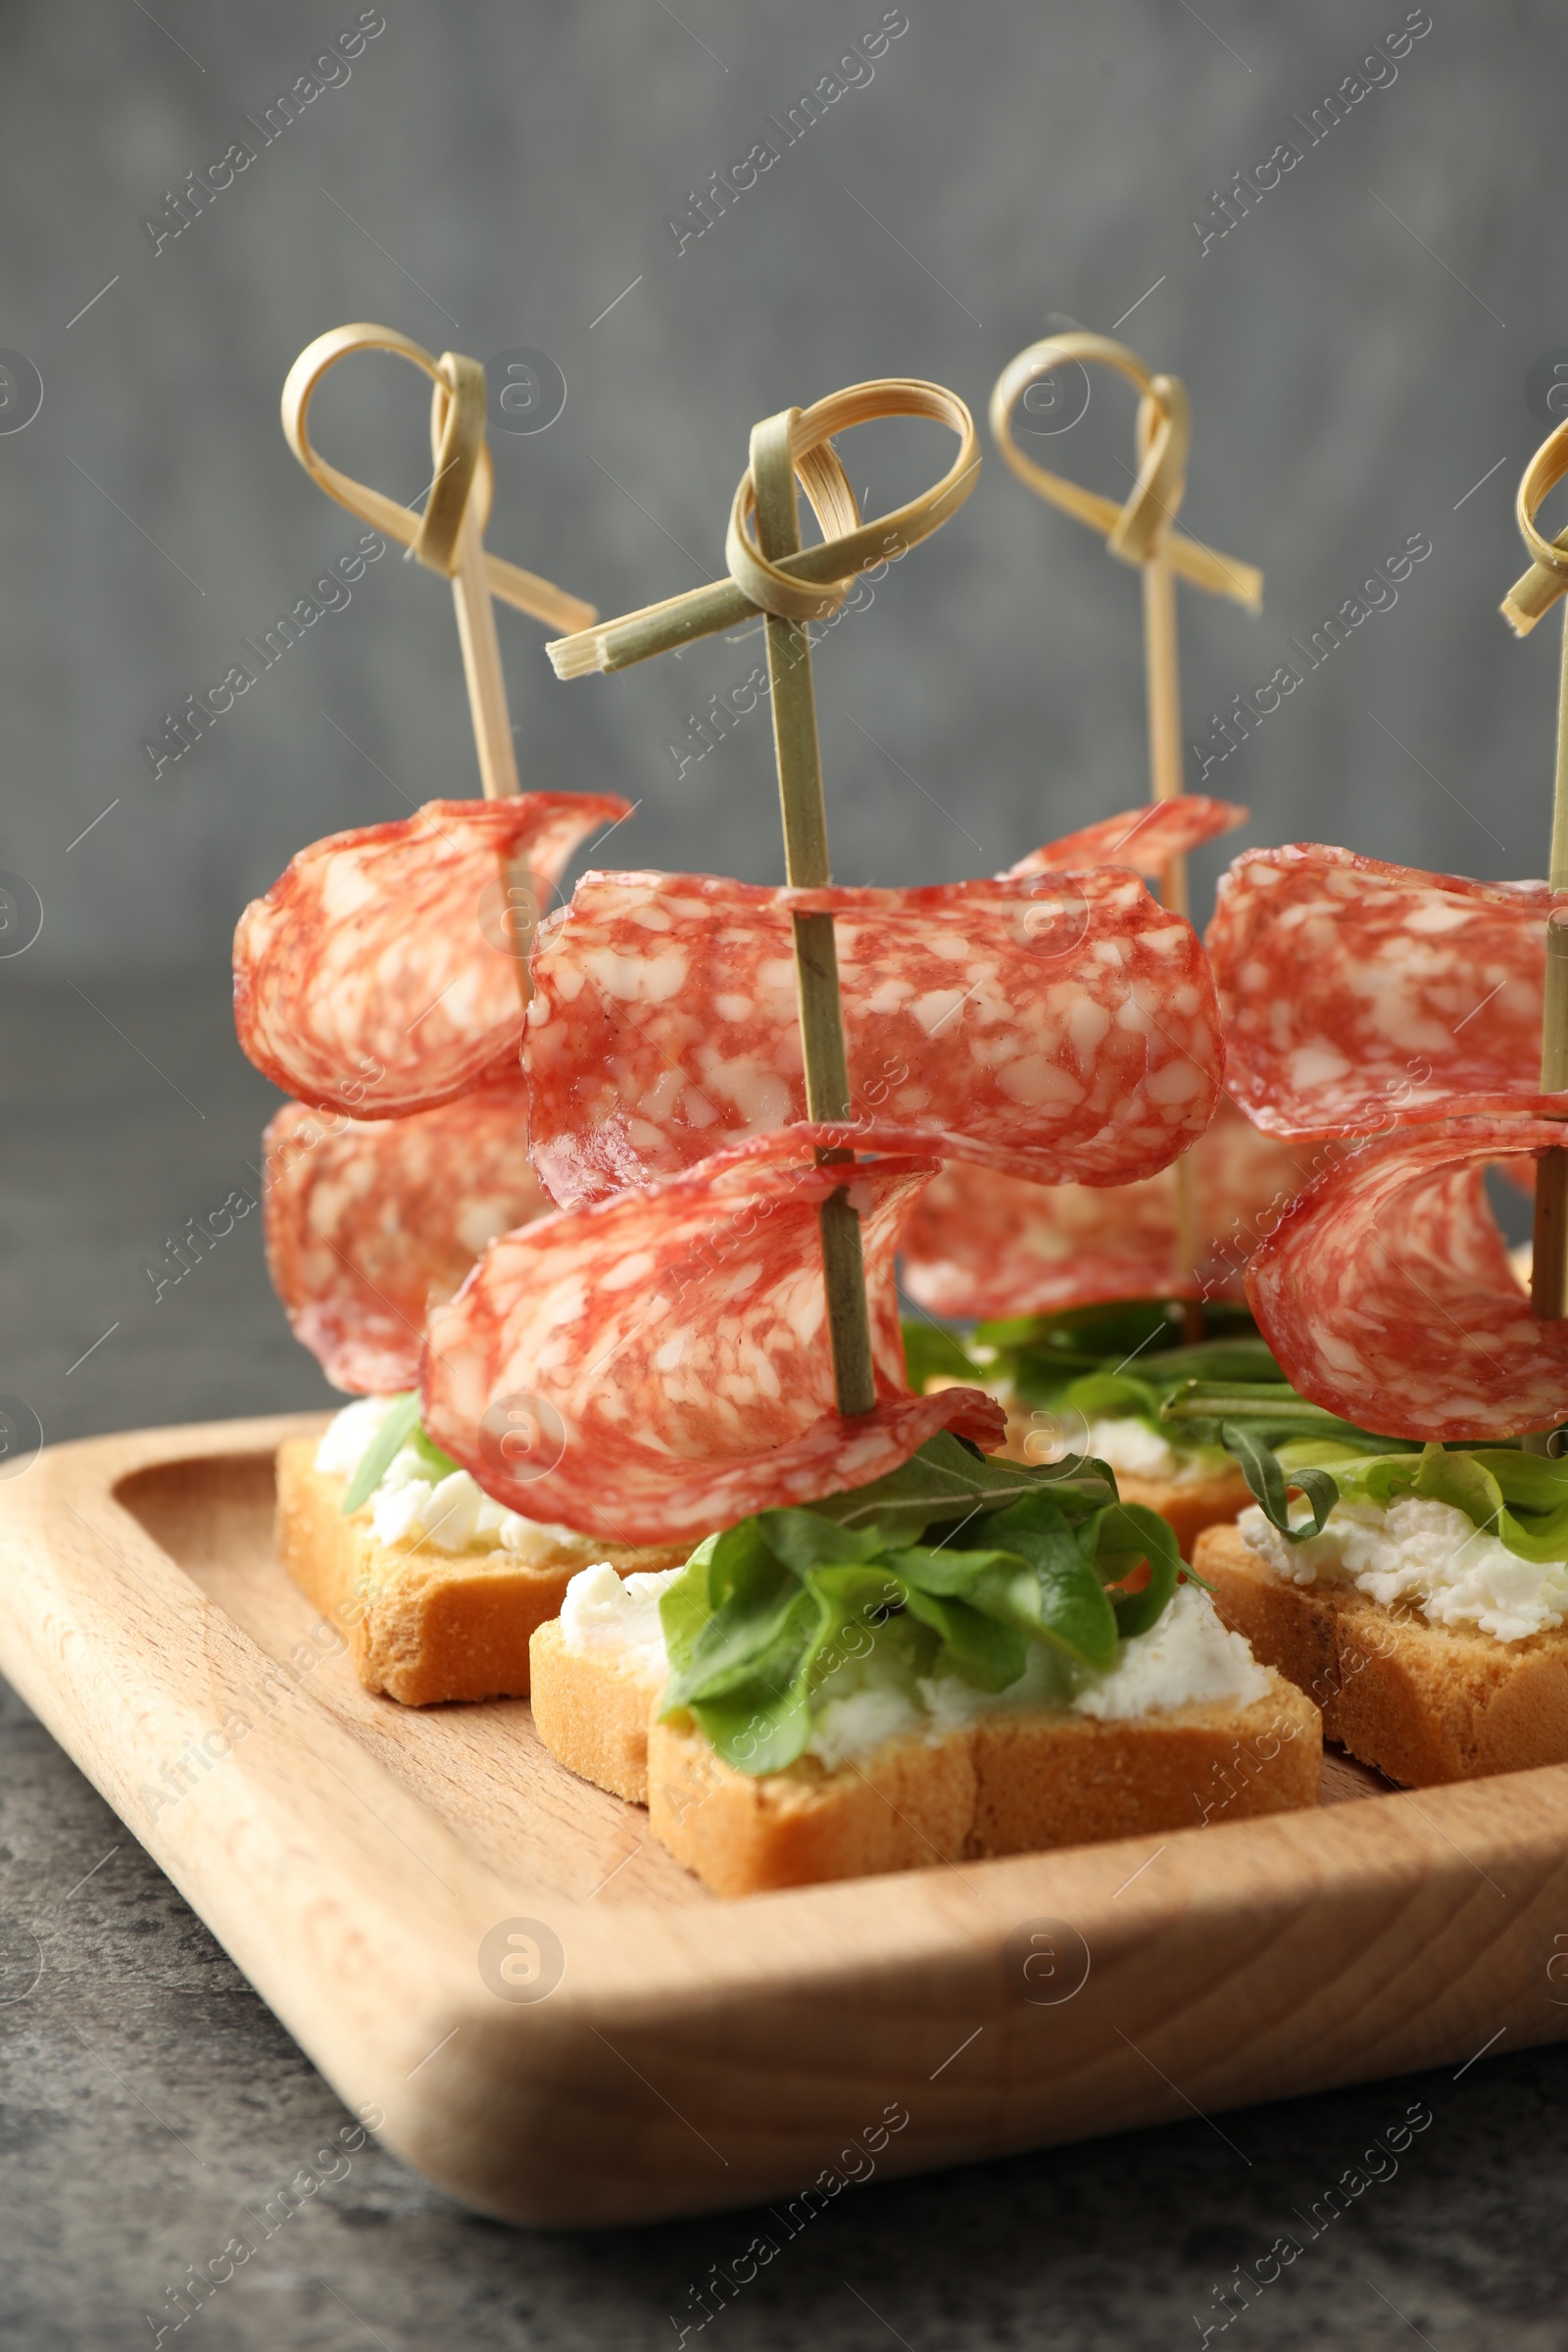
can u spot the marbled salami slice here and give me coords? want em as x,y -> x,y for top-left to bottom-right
1209,843 -> 1556,1139
263,1085 -> 549,1393
1247,1119 -> 1568,1439
525,866 -> 1223,1208
234,793 -> 630,1118
420,1129 -> 1006,1544
902,1100 -> 1315,1319
1002,795 -> 1248,880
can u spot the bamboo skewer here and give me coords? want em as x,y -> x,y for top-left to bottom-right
436,369 -> 522,802
1501,417 -> 1568,1337
1142,533 -> 1204,1341
280,323 -> 598,1003
428,367 -> 534,997
990,333 -> 1261,1340
751,409 -> 877,1417
547,380 -> 980,1418
1532,613 -> 1568,1327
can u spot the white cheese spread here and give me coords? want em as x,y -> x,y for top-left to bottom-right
314,1395 -> 395,1478
1006,1412 -> 1226,1488
558,1561 -> 1270,1766
1070,1580 -> 1269,1719
316,1396 -> 585,1558
1238,1494 -> 1568,1643
560,1561 -> 681,1677
1086,1417 -> 1181,1482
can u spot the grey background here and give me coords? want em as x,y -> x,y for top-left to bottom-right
5,1 -> 1568,2344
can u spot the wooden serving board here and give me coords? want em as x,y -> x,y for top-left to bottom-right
3,1413 -> 1567,2228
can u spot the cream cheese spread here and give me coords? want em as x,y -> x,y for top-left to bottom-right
556,1563 -> 1270,1765
317,1396 -> 585,1558
560,1561 -> 680,1676
1238,1494 -> 1568,1643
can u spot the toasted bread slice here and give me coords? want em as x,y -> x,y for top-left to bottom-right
528,1612 -> 1321,1893
527,1619 -> 661,1802
1196,1519 -> 1568,1788
274,1439 -> 683,1706
646,1677 -> 1320,1894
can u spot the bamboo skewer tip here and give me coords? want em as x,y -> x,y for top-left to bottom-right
547,632 -> 610,679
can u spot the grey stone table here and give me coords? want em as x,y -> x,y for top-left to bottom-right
3,968 -> 1566,2351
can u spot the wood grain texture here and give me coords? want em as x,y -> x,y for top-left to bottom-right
2,1415 -> 1567,2228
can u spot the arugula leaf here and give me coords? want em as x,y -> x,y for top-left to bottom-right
681,1582 -> 821,1771
815,1430 -> 1116,1540
899,1587 -> 1028,1690
968,1493 -> 1118,1671
1162,1378 -> 1404,1452
1221,1418 -> 1338,1543
655,1433 -> 1213,1774
798,1563 -> 910,1690
686,1666 -> 814,1776
975,1301 -> 1267,1404
1324,1443 -> 1568,1565
757,1508 -> 885,1576
411,1426 -> 461,1480
662,1537 -> 800,1711
977,1298 -> 1187,1368
658,1551 -> 714,1681
1089,1501 -> 1185,1637
339,1392 -> 422,1516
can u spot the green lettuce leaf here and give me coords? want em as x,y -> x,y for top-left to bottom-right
757,1507 -> 886,1576
798,1563 -> 913,1691
655,1435 -> 1208,1772
684,1668 -> 813,1776
339,1392 -> 422,1516
1090,1501 -> 1186,1637
1226,1436 -> 1568,1565
898,1588 -> 1029,1690
949,1492 -> 1117,1671
680,1582 -> 820,1772
411,1426 -> 461,1480
1060,1371 -> 1163,1422
662,1524 -> 799,1709
1222,1418 -> 1339,1544
1328,1444 -> 1568,1564
812,1429 -> 1117,1541
658,1547 -> 716,1682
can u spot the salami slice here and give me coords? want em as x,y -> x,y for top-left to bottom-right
234,793 -> 630,1118
525,866 -> 1223,1208
1246,1118 -> 1568,1439
1002,795 -> 1248,880
263,1085 -> 548,1393
1209,843 -> 1555,1139
902,1100 -> 1315,1319
420,1129 -> 1006,1545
